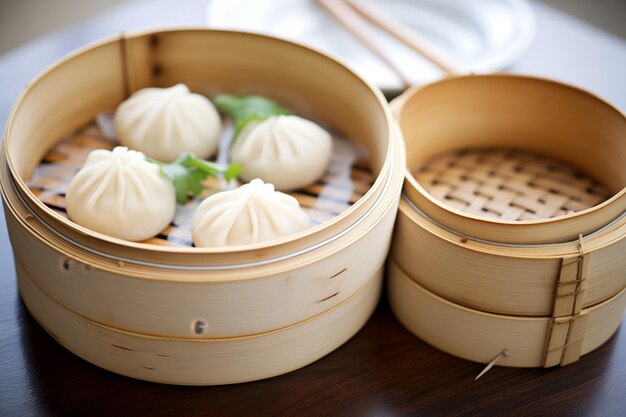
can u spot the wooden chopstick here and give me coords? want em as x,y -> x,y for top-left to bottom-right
345,0 -> 459,75
316,0 -> 413,88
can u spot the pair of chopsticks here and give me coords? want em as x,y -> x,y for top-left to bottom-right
316,0 -> 458,88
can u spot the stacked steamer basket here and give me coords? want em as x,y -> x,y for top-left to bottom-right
0,29 -> 405,384
388,75 -> 626,368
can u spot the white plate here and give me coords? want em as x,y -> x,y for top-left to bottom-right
207,0 -> 536,91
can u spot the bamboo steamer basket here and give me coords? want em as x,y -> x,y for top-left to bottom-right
393,75 -> 626,245
388,74 -> 626,367
0,29 -> 406,384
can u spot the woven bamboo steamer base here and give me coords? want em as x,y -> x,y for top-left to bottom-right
0,29 -> 406,383
26,121 -> 376,235
17,260 -> 382,385
392,74 -> 626,245
388,260 -> 626,368
413,148 -> 612,220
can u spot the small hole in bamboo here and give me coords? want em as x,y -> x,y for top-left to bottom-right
194,320 -> 208,334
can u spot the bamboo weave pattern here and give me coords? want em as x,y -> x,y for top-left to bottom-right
414,148 -> 611,221
28,123 -> 374,247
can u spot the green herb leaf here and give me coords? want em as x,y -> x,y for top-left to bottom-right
214,94 -> 293,142
224,163 -> 243,182
233,114 -> 267,139
214,94 -> 293,121
150,153 -> 242,204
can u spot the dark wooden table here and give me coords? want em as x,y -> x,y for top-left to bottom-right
1,1 -> 626,416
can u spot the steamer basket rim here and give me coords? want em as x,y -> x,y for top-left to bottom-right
2,28 -> 402,258
393,73 -> 626,229
401,192 -> 626,251
4,152 -> 399,271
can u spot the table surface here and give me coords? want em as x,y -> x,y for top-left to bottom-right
1,1 -> 625,416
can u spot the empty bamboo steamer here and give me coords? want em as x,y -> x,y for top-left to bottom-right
0,29 -> 406,384
389,75 -> 626,367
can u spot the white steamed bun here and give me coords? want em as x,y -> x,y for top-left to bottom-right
230,115 -> 332,191
66,146 -> 176,241
192,178 -> 310,247
114,84 -> 221,162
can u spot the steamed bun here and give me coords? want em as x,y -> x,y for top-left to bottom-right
66,147 -> 176,241
192,179 -> 310,247
230,115 -> 332,191
114,84 -> 221,162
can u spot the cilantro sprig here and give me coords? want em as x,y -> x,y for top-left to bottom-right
151,153 -> 242,204
214,94 -> 293,141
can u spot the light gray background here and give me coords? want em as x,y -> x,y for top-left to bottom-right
1,0 -> 625,54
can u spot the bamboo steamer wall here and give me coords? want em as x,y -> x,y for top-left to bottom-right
2,164 -> 398,338
389,261 -> 626,368
0,29 -> 406,384
17,259 -> 382,385
388,75 -> 626,368
392,196 -> 626,317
